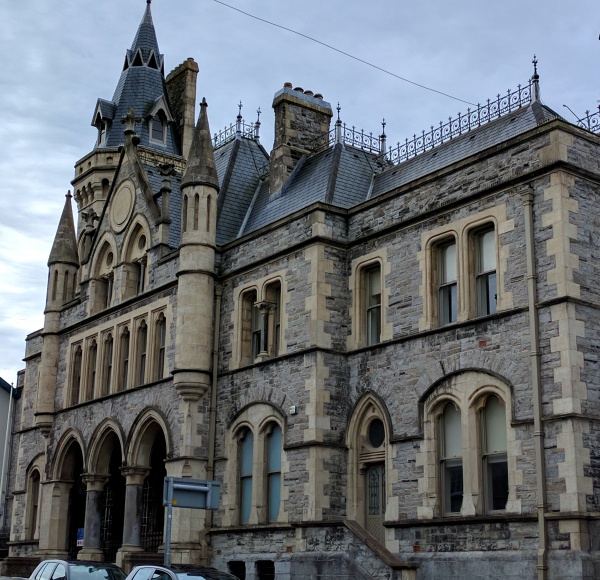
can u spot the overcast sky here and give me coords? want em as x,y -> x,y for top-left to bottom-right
0,0 -> 598,383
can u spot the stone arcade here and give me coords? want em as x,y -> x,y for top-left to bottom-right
3,3 -> 600,580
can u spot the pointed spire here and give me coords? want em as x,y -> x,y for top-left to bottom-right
129,0 -> 160,60
532,54 -> 541,103
182,98 -> 220,191
48,192 -> 79,267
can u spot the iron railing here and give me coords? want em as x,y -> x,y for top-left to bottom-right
213,120 -> 259,150
576,105 -> 600,134
308,79 -> 534,167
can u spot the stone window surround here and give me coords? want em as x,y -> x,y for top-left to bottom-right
24,462 -> 43,541
347,248 -> 393,350
147,97 -> 173,146
64,298 -> 171,407
230,270 -> 289,370
416,371 -> 522,520
222,403 -> 289,527
346,394 -> 396,541
69,340 -> 84,406
418,204 -> 514,331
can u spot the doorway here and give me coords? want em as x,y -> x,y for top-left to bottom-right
365,463 -> 385,543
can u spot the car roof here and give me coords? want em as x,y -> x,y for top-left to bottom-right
134,564 -> 238,580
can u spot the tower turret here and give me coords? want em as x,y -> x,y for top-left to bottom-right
36,193 -> 80,433
173,99 -> 220,403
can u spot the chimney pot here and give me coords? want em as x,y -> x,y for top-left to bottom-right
304,90 -> 314,96
284,82 -> 293,88
293,87 -> 304,93
314,93 -> 323,100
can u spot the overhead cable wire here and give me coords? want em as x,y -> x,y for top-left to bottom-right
211,0 -> 476,106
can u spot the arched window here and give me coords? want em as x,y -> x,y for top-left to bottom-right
206,195 -> 211,232
182,196 -> 188,234
240,430 -> 254,525
52,270 -> 58,302
27,470 -> 41,540
364,265 -> 381,346
155,314 -> 166,380
103,334 -> 113,396
151,111 -> 165,142
267,424 -> 282,522
63,271 -> 70,303
87,340 -> 98,400
73,271 -> 78,297
71,346 -> 83,405
481,395 -> 508,511
193,194 -> 199,230
440,403 -> 463,515
119,328 -> 130,391
137,321 -> 148,386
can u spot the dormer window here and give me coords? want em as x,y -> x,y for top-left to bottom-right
150,111 -> 166,144
95,113 -> 108,146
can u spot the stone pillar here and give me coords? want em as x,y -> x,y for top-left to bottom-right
78,475 -> 109,561
36,481 -> 72,559
116,467 -> 148,570
256,301 -> 274,361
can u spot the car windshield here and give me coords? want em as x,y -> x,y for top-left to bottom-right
176,574 -> 207,580
69,565 -> 126,580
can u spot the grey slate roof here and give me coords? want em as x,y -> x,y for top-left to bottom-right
231,102 -> 560,240
0,376 -> 13,395
371,103 -> 559,198
215,138 -> 269,245
92,3 -> 180,156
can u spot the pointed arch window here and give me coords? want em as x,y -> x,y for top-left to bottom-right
87,340 -> 98,400
52,270 -> 58,302
119,328 -> 130,391
364,265 -> 382,346
26,470 -> 41,540
155,314 -> 166,380
63,271 -> 70,303
182,196 -> 188,234
103,334 -> 113,396
240,429 -> 254,525
193,194 -> 199,230
267,424 -> 282,522
440,403 -> 463,515
71,345 -> 83,406
137,321 -> 148,386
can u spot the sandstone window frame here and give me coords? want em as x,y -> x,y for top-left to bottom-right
89,235 -> 118,315
348,249 -> 392,350
100,331 -> 114,397
346,394 -> 394,541
416,372 -> 522,520
418,205 -> 514,331
231,272 -> 288,370
85,336 -> 99,401
117,324 -> 131,392
223,404 -> 288,527
132,316 -> 149,387
147,98 -> 172,146
121,217 -> 151,301
152,310 -> 167,381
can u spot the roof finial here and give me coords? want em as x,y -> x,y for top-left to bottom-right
381,118 -> 386,136
336,102 -> 341,121
256,106 -> 261,123
531,54 -> 541,103
147,0 -> 151,4
238,100 -> 243,118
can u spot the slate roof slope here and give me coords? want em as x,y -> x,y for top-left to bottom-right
215,138 -> 269,246
331,147 -> 378,208
94,2 -> 180,156
371,103 -> 560,198
143,163 -> 183,248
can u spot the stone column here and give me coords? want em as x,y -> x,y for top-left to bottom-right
116,467 -> 148,570
78,475 -> 109,561
256,301 -> 274,361
36,481 -> 72,559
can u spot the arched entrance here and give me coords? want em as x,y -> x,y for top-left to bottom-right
63,443 -> 86,560
100,442 -> 126,562
346,395 -> 392,545
140,430 -> 167,553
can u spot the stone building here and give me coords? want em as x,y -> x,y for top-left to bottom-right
3,2 -> 600,579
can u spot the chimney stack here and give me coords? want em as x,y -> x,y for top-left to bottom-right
269,84 -> 333,194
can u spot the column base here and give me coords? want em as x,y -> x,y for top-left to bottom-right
116,546 -> 144,574
77,547 -> 104,562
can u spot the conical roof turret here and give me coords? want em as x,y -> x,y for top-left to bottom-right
181,98 -> 220,190
48,193 -> 79,267
129,0 -> 161,64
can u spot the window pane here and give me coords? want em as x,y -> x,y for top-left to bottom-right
439,283 -> 457,326
367,305 -> 381,346
444,458 -> 463,514
241,431 -> 254,476
131,569 -> 154,580
241,477 -> 252,524
487,273 -> 497,315
368,419 -> 385,448
442,404 -> 462,458
268,425 -> 282,472
440,243 -> 456,283
485,396 -> 507,453
152,119 -> 164,141
480,230 -> 496,273
51,566 -> 66,580
268,473 -> 281,521
366,267 -> 381,307
487,454 -> 509,510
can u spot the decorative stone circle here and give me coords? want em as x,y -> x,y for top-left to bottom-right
110,180 -> 135,232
